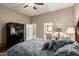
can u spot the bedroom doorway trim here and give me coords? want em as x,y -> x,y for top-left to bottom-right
44,22 -> 53,39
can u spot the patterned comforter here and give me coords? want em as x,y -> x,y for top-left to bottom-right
6,38 -> 79,56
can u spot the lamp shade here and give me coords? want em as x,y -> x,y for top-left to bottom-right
66,27 -> 75,34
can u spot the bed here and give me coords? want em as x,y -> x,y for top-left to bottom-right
6,38 -> 79,56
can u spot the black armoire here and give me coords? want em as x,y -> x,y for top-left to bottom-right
6,22 -> 24,49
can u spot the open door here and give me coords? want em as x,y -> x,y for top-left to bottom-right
26,24 -> 36,40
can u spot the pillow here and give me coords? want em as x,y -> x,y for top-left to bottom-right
48,40 -> 55,49
52,39 -> 74,51
42,42 -> 49,50
42,40 -> 55,50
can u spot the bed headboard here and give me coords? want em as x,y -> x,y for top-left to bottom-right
75,20 -> 79,43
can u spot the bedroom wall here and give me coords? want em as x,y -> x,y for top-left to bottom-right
31,7 -> 75,38
74,4 -> 79,25
0,5 -> 31,44
0,4 -> 76,43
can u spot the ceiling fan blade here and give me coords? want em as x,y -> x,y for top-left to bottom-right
24,5 -> 29,8
33,6 -> 37,10
35,3 -> 44,5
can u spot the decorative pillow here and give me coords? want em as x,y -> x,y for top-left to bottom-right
52,39 -> 74,51
42,40 -> 55,50
42,42 -> 49,50
48,40 -> 55,49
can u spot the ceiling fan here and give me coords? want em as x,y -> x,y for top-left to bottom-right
23,3 -> 44,10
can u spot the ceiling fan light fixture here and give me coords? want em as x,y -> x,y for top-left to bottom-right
23,3 -> 44,10
29,3 -> 36,7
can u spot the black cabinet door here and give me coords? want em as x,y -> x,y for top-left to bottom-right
6,22 -> 24,49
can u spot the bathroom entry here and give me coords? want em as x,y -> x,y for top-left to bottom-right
26,24 -> 36,40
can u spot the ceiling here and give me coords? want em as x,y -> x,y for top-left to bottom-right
1,3 -> 74,16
